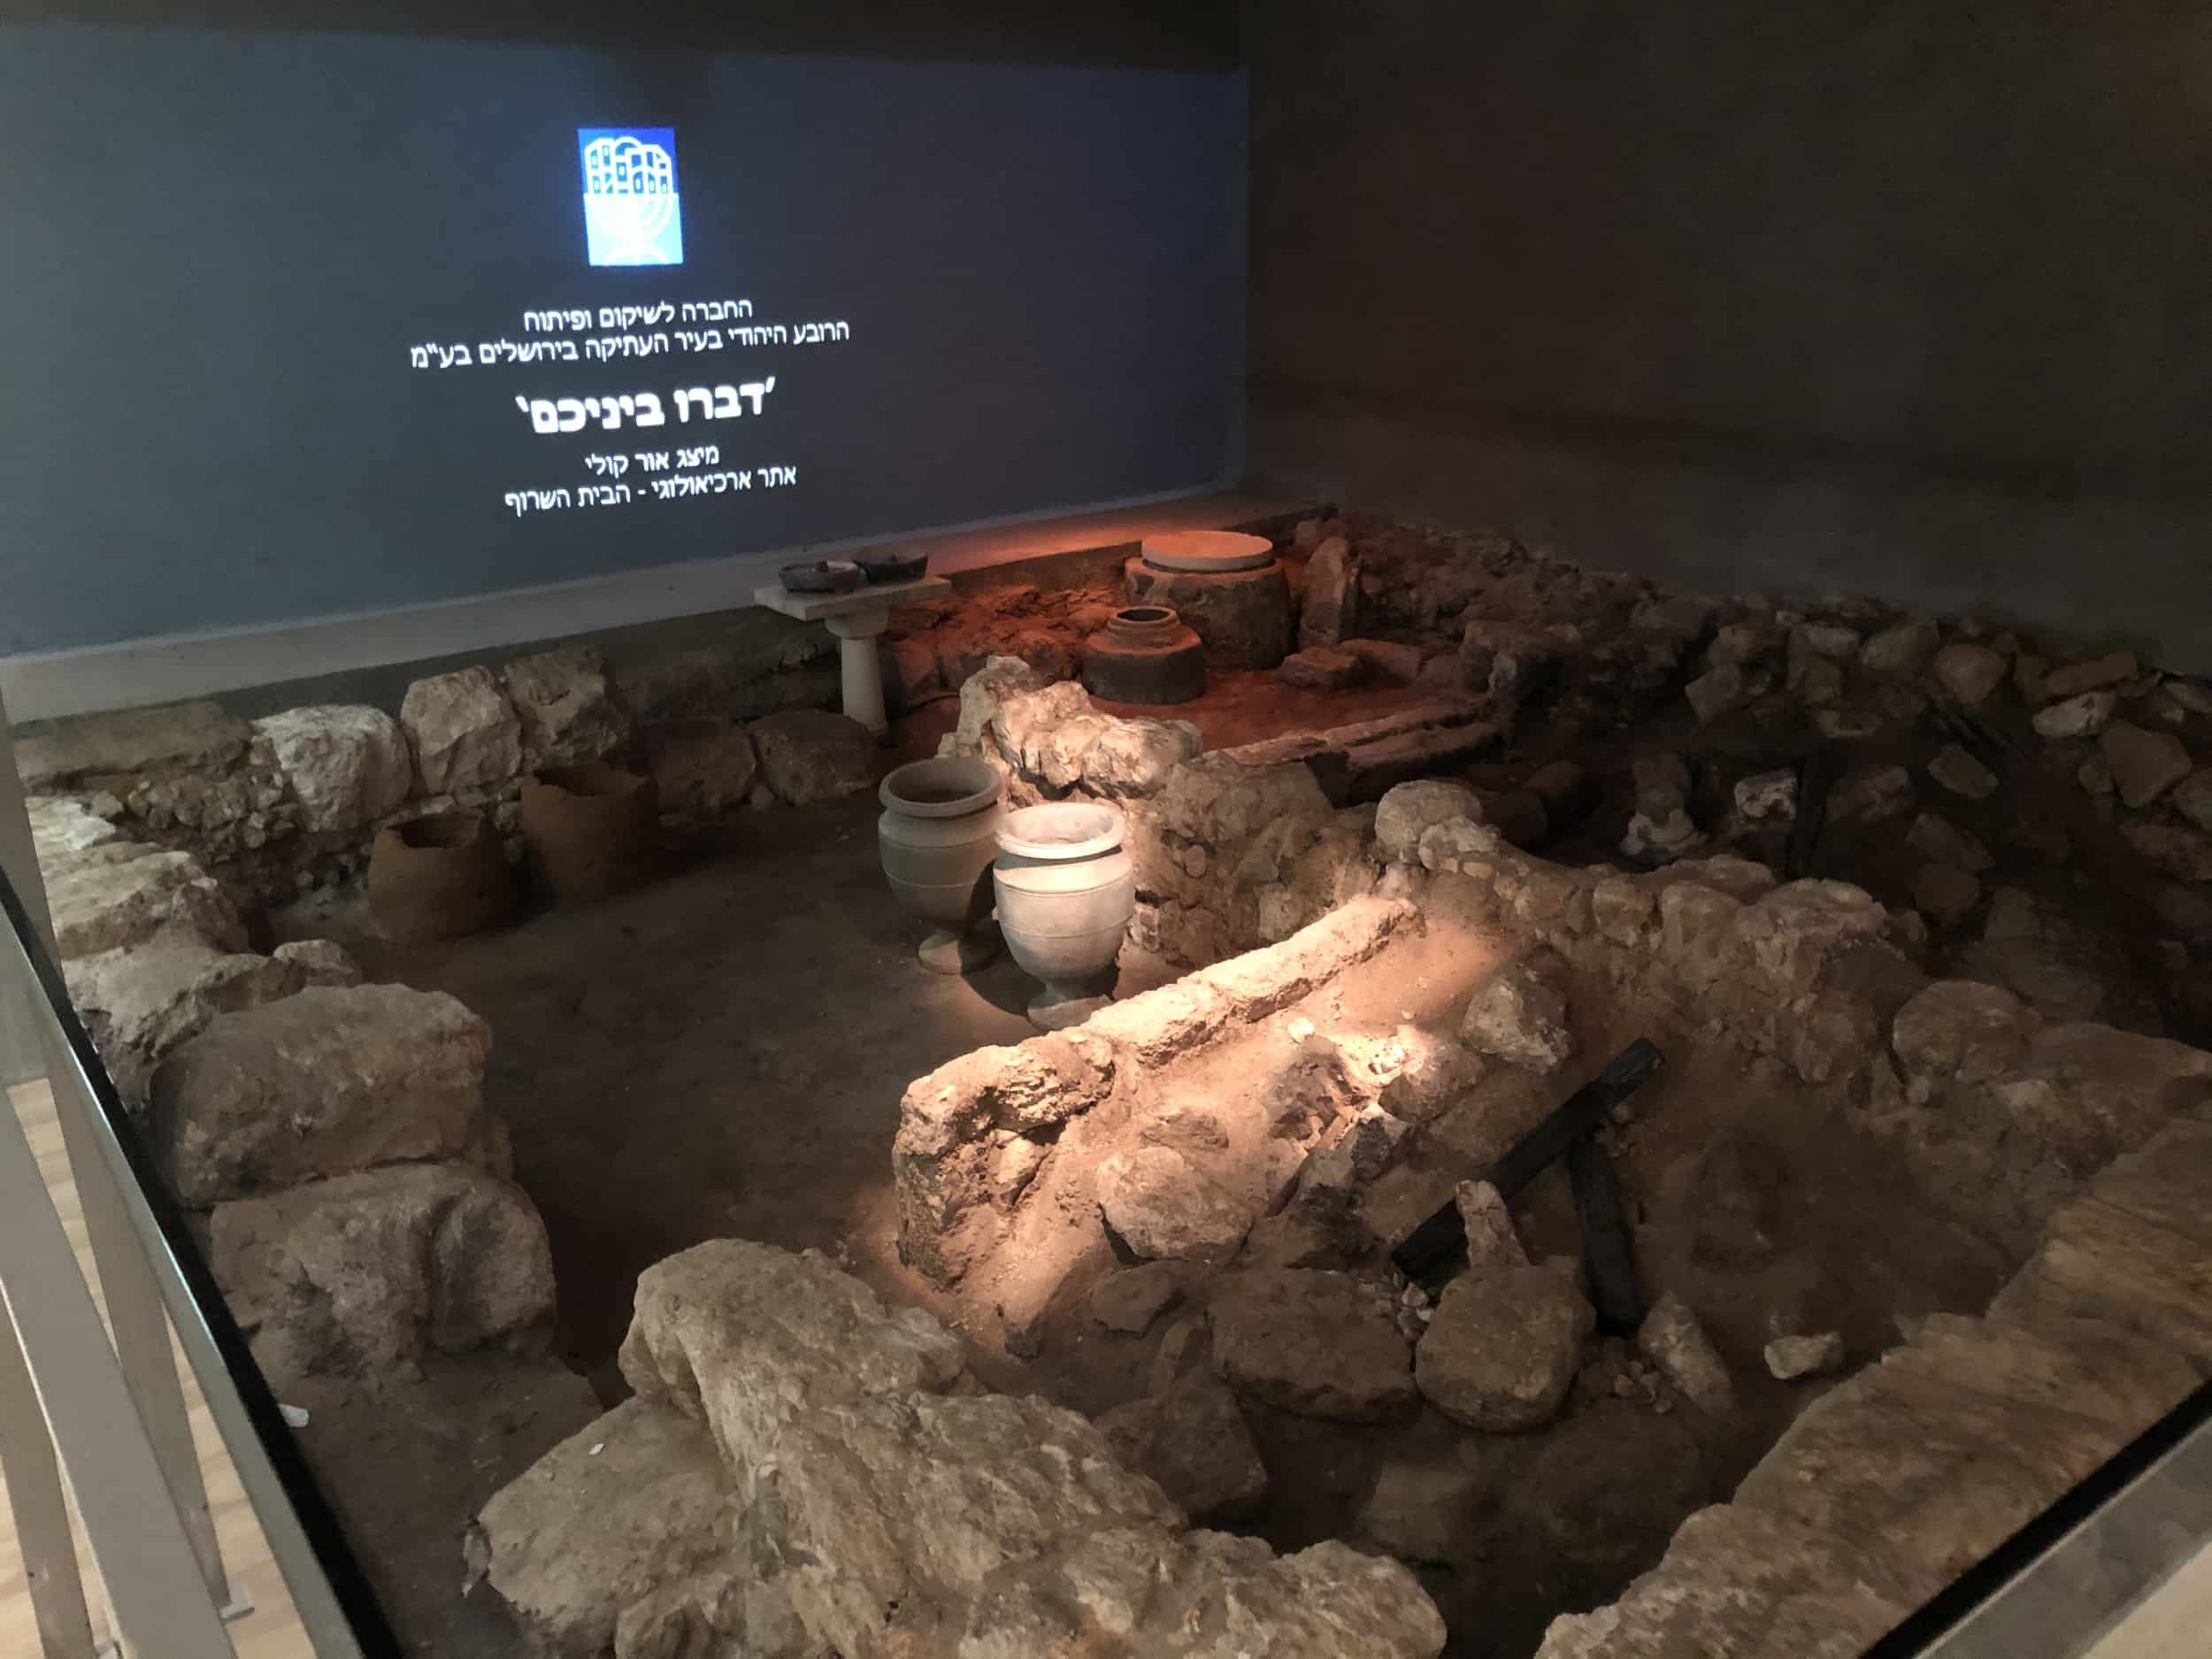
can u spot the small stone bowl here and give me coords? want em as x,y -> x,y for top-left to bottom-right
856,549 -> 931,585
780,559 -> 864,595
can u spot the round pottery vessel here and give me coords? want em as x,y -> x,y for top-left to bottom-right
1081,604 -> 1207,704
992,802 -> 1134,1030
367,810 -> 516,943
856,549 -> 931,585
878,757 -> 1004,973
1139,529 -> 1274,573
519,763 -> 663,904
780,559 -> 864,595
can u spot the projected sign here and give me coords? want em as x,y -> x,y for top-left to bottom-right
579,127 -> 682,266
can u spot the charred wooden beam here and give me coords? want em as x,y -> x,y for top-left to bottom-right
1390,1038 -> 1664,1285
1568,1134 -> 1644,1331
1784,741 -> 1845,880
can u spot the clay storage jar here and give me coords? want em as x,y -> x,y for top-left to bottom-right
991,802 -> 1134,1029
1080,605 -> 1207,705
519,763 -> 663,904
877,756 -> 1005,974
367,810 -> 517,943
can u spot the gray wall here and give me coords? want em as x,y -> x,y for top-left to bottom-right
1243,1 -> 2212,665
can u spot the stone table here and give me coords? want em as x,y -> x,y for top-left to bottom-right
752,575 -> 950,734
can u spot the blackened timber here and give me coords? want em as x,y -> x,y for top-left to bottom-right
1568,1135 -> 1644,1331
1390,1038 -> 1665,1285
1784,742 -> 1845,880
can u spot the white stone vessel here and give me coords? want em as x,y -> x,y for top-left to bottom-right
877,757 -> 1005,973
992,802 -> 1134,1029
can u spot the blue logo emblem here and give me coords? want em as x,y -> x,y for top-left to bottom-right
579,127 -> 682,266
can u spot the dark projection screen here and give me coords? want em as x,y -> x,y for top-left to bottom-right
0,27 -> 1243,654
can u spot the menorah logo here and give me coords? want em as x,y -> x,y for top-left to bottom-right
579,127 -> 683,267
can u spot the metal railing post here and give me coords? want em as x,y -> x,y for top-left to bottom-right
0,1060 -> 238,1659
0,1232 -> 96,1659
0,683 -> 49,1084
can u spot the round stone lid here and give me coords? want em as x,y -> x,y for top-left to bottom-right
1140,530 -> 1275,572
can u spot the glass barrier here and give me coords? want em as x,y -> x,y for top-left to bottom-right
0,858 -> 396,1658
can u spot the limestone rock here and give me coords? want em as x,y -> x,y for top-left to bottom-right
1765,1332 -> 1847,1379
15,699 -> 251,791
2124,822 -> 2212,884
1683,662 -> 1746,725
1417,815 -> 1505,872
2173,769 -> 2212,833
957,1527 -> 1448,1659
1860,617 -> 1939,676
2033,690 -> 2117,740
254,705 -> 413,833
1097,1371 -> 1268,1523
749,708 -> 877,804
756,1390 -> 1181,1657
1892,979 -> 2041,1084
209,1161 -> 553,1383
1096,1145 -> 1253,1264
1375,779 -> 1481,864
1829,764 -> 1913,824
1090,1261 -> 1190,1334
65,941 -> 350,1100
400,666 -> 521,794
1905,812 -> 1993,872
1932,643 -> 2007,706
2043,650 -> 2137,699
1733,769 -> 1798,822
1278,647 -> 1363,690
150,984 -> 494,1205
1379,1029 -> 1483,1122
25,794 -> 126,859
1638,1294 -> 1735,1413
1460,958 -> 1574,1073
45,843 -> 247,960
618,1239 -> 964,1478
1913,863 -> 1982,928
2099,720 -> 2193,808
1456,1179 -> 1528,1275
1210,1269 -> 1417,1423
473,1400 -> 735,1659
1345,638 -> 1424,686
646,721 -> 758,818
504,646 -> 632,766
1080,717 -> 1203,797
1361,1458 -> 1485,1563
1299,535 -> 1359,649
1417,1263 -> 1594,1430
273,939 -> 363,986
1927,743 -> 1998,801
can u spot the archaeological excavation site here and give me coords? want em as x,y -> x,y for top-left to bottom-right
3,8 -> 2209,1659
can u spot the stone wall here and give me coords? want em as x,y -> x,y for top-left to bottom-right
1537,1108 -> 2212,1658
470,1237 -> 1448,1659
26,792 -> 557,1393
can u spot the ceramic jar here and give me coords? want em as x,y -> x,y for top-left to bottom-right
992,802 -> 1134,1029
877,757 -> 1004,972
366,810 -> 516,942
519,763 -> 662,904
1080,605 -> 1207,704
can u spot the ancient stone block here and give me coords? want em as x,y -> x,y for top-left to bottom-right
210,1161 -> 554,1383
646,720 -> 758,818
473,1400 -> 735,1659
1360,1458 -> 1486,1563
15,699 -> 251,791
1638,1293 -> 1734,1413
619,1239 -> 964,1479
254,705 -> 414,833
1415,1263 -> 1593,1431
2033,689 -> 2117,739
1926,742 -> 1998,801
45,843 -> 247,960
400,665 -> 522,794
1277,646 -> 1363,690
1096,1371 -> 1268,1524
1459,958 -> 1574,1073
1298,534 -> 1358,649
1210,1268 -> 1417,1423
2099,719 -> 2193,808
150,984 -> 493,1205
1932,642 -> 2008,706
1891,978 -> 2041,1084
1096,1145 -> 1254,1264
504,646 -> 632,766
749,708 -> 876,803
1375,779 -> 1482,864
